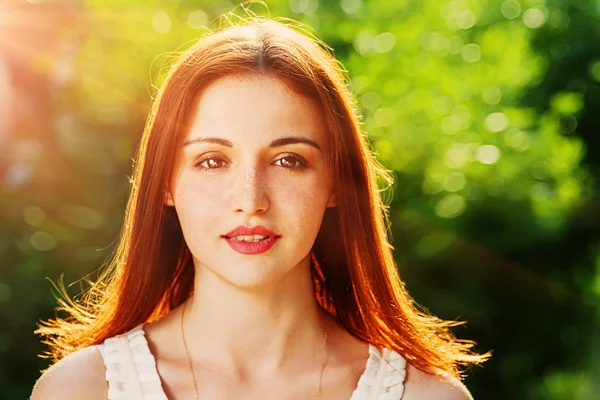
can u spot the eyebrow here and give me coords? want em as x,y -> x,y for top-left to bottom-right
182,135 -> 322,151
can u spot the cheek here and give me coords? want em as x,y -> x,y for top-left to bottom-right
172,174 -> 226,237
175,169 -> 227,203
272,176 -> 329,235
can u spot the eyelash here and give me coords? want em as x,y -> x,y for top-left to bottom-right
193,154 -> 308,172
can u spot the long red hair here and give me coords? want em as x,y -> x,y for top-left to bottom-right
37,17 -> 488,377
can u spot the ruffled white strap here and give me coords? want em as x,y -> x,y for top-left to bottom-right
96,325 -> 167,400
350,345 -> 407,400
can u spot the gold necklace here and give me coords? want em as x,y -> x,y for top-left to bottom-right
180,299 -> 328,400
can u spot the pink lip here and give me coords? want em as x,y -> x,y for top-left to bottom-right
223,225 -> 279,238
224,236 -> 279,255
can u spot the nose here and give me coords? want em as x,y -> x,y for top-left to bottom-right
231,165 -> 270,216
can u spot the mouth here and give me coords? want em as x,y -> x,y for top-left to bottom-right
222,235 -> 281,255
221,234 -> 280,242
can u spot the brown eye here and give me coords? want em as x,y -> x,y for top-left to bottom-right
206,159 -> 221,168
195,157 -> 227,171
280,156 -> 297,168
274,155 -> 306,170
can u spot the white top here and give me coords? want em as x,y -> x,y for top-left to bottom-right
96,324 -> 407,400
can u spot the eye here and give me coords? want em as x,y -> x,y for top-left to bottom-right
274,155 -> 307,170
194,156 -> 228,171
193,154 -> 307,171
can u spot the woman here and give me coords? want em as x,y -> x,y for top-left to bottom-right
32,17 -> 487,399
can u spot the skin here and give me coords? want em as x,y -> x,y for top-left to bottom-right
31,75 -> 473,400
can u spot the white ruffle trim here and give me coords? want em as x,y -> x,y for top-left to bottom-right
350,345 -> 407,400
98,324 -> 167,400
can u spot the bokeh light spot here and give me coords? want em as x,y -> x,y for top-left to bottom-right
485,112 -> 508,132
504,129 -> 529,150
461,43 -> 481,63
530,182 -> 552,200
30,232 -> 57,252
290,0 -> 319,15
550,9 -> 570,29
446,144 -> 470,168
444,172 -> 467,192
453,105 -> 472,123
523,8 -> 546,29
188,10 -> 208,30
435,194 -> 467,218
429,33 -> 450,57
60,205 -> 104,230
4,163 -> 32,188
374,107 -> 396,127
23,206 -> 46,227
551,92 -> 583,115
152,11 -> 172,34
482,86 -> 502,105
354,30 -> 377,55
422,177 -> 443,195
441,115 -> 462,135
456,10 -> 476,29
530,161 -> 550,180
351,75 -> 372,93
340,0 -> 362,14
374,32 -> 396,54
361,92 -> 381,110
501,0 -> 521,19
476,145 -> 501,164
416,232 -> 455,259
589,61 -> 600,82
439,1 -> 453,19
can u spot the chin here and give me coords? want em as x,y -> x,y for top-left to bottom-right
222,271 -> 291,292
202,259 -> 292,291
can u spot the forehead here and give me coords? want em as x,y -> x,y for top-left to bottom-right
184,75 -> 329,148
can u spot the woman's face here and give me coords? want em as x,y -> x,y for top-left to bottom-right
167,75 -> 337,289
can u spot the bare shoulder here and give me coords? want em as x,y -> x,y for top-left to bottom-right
31,345 -> 107,400
402,362 -> 473,400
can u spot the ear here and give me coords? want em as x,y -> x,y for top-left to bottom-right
165,189 -> 175,207
326,192 -> 338,208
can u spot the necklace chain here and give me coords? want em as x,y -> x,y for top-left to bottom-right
180,299 -> 328,400
181,300 -> 199,399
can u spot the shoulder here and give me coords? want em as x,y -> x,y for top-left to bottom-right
402,362 -> 473,400
31,345 -> 107,400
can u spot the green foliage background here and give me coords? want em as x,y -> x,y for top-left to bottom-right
1,0 -> 600,398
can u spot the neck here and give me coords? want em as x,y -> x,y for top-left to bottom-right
181,255 -> 327,379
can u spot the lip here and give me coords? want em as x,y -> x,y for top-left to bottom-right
224,236 -> 279,255
223,225 -> 279,238
222,225 -> 280,255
